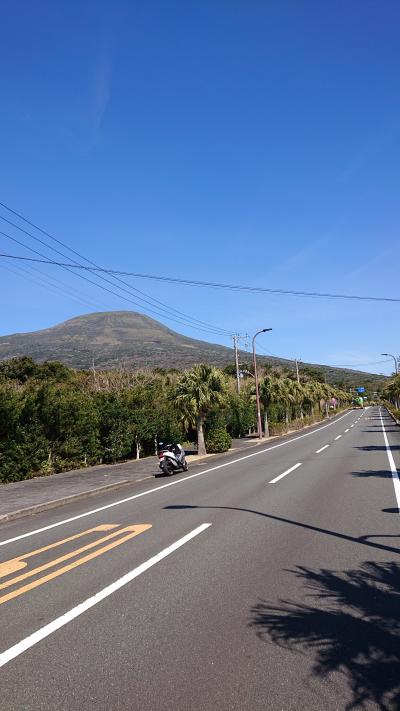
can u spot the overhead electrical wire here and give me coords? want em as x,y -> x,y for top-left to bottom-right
0,203 -> 233,337
326,359 -> 393,368
0,217 -> 231,336
0,232 -> 229,337
0,257 -> 108,312
0,251 -> 398,304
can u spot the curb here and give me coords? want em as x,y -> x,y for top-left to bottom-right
0,409 -> 351,525
0,479 -> 131,524
386,406 -> 400,426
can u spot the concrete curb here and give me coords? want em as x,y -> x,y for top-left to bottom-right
0,479 -> 131,524
386,406 -> 400,426
0,409 -> 351,525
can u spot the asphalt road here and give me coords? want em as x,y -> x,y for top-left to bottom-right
0,407 -> 399,711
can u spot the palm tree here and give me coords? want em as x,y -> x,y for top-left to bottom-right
304,381 -> 324,416
175,364 -> 228,455
320,383 -> 334,416
258,375 -> 282,437
277,377 -> 295,425
384,375 -> 400,410
288,379 -> 306,419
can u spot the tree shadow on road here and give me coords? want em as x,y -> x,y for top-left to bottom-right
354,445 -> 400,452
250,561 -> 400,711
351,469 -> 394,479
382,507 -> 400,514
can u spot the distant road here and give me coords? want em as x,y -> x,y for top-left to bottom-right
0,407 -> 399,710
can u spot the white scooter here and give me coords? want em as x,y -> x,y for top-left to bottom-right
157,443 -> 188,476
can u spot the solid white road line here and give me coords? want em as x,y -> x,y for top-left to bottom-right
379,408 -> 400,516
316,444 -> 330,453
269,462 -> 302,484
0,523 -> 212,669
0,410 -> 353,548
334,435 -> 342,440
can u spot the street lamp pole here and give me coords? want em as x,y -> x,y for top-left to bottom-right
252,328 -> 272,439
381,353 -> 398,375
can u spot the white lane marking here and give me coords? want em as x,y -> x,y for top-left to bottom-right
0,523 -> 211,668
334,435 -> 342,440
379,408 -> 400,515
0,411 -> 353,547
345,429 -> 350,433
350,424 -> 354,428
316,444 -> 330,453
269,462 -> 302,484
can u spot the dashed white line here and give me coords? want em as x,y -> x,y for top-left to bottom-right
269,462 -> 302,484
315,444 -> 330,454
345,428 -> 350,433
0,410 -> 353,548
334,435 -> 342,440
0,523 -> 212,668
350,424 -> 354,428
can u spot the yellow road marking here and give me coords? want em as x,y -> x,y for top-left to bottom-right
0,524 -> 116,578
0,525 -> 138,590
0,524 -> 152,606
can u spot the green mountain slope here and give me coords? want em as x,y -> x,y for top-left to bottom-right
0,311 -> 386,386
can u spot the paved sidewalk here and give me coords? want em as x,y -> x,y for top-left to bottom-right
0,436 -> 265,523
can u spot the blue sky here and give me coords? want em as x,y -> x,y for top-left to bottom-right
1,1 -> 399,375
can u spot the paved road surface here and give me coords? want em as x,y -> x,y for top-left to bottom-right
0,407 -> 399,710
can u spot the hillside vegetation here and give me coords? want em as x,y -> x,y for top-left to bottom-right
0,311 -> 386,387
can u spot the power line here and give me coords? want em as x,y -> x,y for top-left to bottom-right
0,251 -> 398,304
0,204 -> 233,336
0,256 -> 108,312
0,259 -> 108,312
0,232 -> 231,337
256,344 -> 283,359
326,359 -> 393,368
0,217 -> 230,336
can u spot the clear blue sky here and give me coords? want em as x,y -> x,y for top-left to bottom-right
1,1 -> 399,375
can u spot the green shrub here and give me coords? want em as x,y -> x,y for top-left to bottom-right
388,407 -> 400,422
205,428 -> 232,453
269,422 -> 289,436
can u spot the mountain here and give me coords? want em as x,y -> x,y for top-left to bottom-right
0,311 -> 386,386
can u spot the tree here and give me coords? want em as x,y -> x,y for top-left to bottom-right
175,364 -> 228,455
384,375 -> 400,411
257,376 -> 283,436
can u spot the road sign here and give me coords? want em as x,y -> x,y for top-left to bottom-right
356,387 -> 365,393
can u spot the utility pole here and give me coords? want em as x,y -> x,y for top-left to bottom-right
252,328 -> 272,439
295,358 -> 300,383
232,335 -> 241,393
231,334 -> 248,394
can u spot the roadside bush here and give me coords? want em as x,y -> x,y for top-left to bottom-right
226,393 -> 255,437
269,422 -> 289,436
0,357 -> 352,483
387,407 -> 400,422
205,428 -> 232,453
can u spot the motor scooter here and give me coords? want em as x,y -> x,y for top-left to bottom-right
157,443 -> 188,476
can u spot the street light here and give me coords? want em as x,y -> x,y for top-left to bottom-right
252,328 -> 272,439
381,353 -> 398,375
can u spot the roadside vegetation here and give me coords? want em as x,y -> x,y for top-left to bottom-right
383,373 -> 400,420
0,357 -> 353,483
